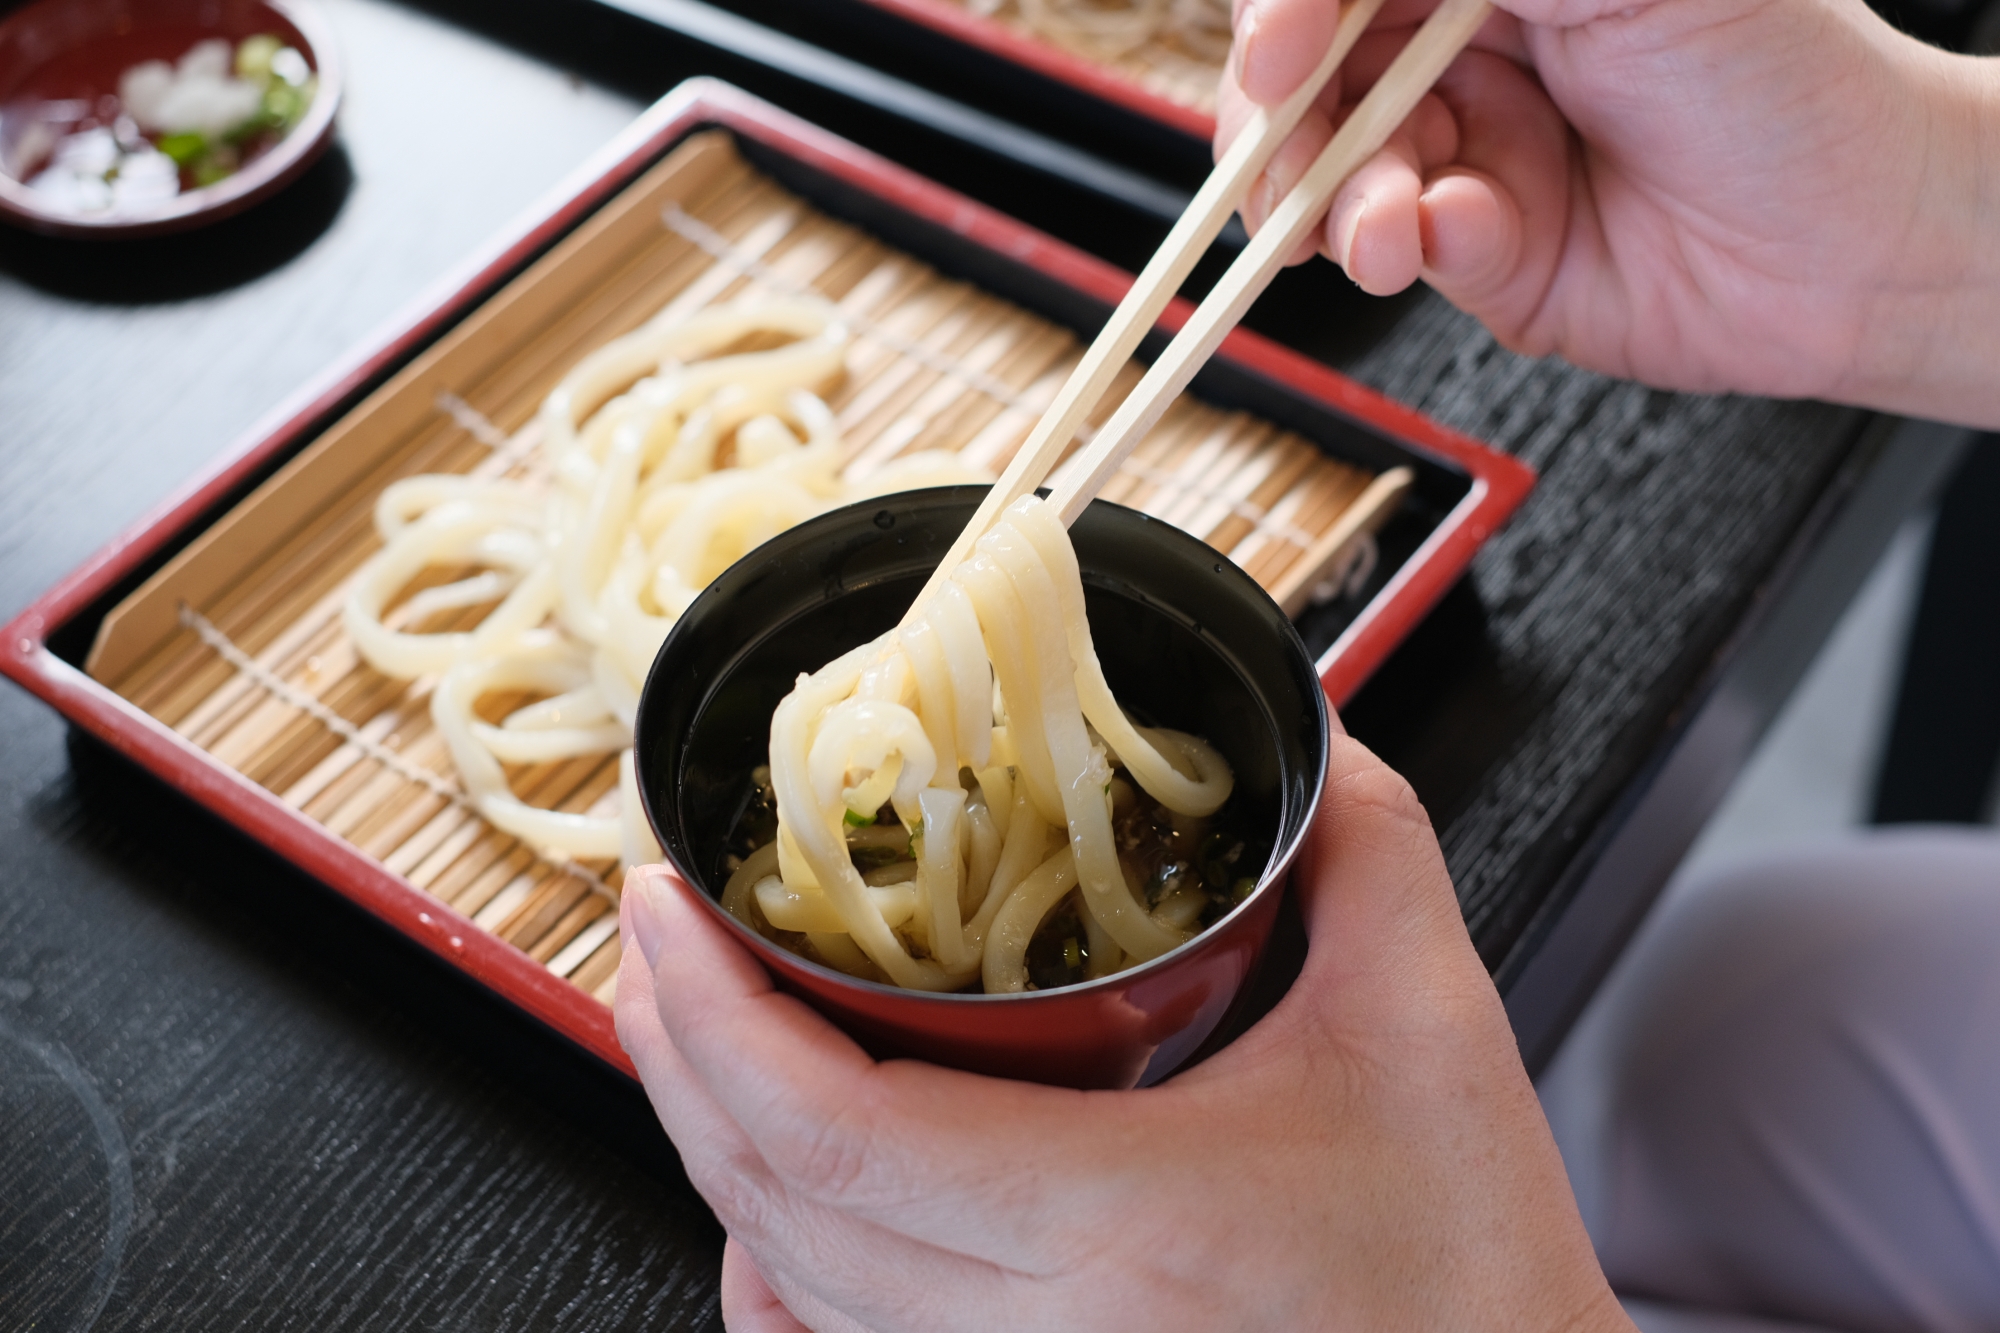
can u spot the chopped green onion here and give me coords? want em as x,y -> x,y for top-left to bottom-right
158,132 -> 207,166
907,817 -> 923,846
1062,937 -> 1082,970
1229,876 -> 1256,903
843,808 -> 875,828
262,82 -> 308,131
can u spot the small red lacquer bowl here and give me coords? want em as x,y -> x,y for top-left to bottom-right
633,486 -> 1330,1090
0,0 -> 340,237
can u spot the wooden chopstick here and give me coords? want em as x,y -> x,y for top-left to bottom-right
1048,0 -> 1493,523
900,0 -> 1389,624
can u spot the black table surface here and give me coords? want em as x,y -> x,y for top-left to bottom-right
0,0 -> 1934,1327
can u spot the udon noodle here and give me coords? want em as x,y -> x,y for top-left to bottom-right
343,295 -> 988,867
963,0 -> 1233,64
726,493 -> 1258,993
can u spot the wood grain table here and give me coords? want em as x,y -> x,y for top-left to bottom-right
0,0 -> 1967,1327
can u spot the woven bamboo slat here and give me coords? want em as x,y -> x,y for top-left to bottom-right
940,0 -> 1228,116
87,131 -> 1402,1011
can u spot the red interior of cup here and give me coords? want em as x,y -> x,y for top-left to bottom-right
0,0 -> 339,237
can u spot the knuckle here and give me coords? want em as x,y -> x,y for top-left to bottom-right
769,1087 -> 891,1207
686,1142 -> 776,1244
1326,748 -> 1433,836
610,977 -> 655,1049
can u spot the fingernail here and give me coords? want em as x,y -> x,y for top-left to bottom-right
1249,175 -> 1277,233
1335,197 -> 1367,274
1231,4 -> 1262,91
623,865 -> 669,968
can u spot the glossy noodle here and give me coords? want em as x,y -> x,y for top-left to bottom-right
729,494 -> 1251,993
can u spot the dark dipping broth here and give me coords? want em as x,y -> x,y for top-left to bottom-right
723,756 -> 1272,992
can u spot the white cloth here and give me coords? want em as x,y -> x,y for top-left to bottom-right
1540,829 -> 2000,1333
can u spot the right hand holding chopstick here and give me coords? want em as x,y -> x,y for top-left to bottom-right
1218,0 -> 2000,430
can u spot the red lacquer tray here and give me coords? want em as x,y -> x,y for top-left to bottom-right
0,79 -> 1532,1077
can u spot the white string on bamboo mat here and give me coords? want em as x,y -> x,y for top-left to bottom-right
661,203 -> 1078,429
433,390 -> 546,472
175,602 -> 624,928
434,390 -> 512,451
1117,460 -> 1320,551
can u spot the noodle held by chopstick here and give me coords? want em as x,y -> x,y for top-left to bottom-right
744,494 -> 1235,992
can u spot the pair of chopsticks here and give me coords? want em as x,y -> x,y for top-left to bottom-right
903,0 -> 1492,619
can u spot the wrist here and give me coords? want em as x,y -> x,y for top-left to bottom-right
1834,41 -> 2000,427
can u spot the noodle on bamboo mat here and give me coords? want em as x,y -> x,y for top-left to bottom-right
89,132 -> 1380,1006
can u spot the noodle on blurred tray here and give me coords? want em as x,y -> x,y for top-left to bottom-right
955,0 -> 1231,115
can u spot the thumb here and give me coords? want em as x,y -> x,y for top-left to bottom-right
1291,729 -> 1487,1016
1181,725 -> 1489,1085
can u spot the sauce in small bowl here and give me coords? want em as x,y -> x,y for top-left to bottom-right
0,0 -> 339,237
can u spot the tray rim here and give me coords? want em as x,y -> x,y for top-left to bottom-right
851,0 -> 1219,140
0,76 -> 1533,1078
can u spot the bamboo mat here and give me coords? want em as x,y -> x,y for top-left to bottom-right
945,0 -> 1227,117
89,132 -> 1380,1008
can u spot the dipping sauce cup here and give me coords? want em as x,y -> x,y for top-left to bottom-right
0,0 -> 340,237
634,486 -> 1329,1089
